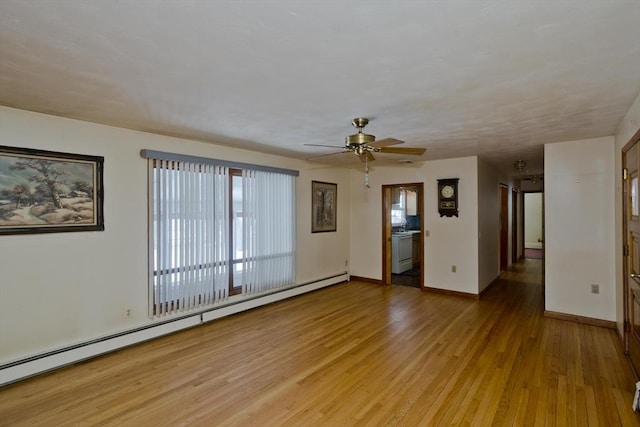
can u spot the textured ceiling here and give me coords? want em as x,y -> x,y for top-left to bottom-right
1,1 -> 639,177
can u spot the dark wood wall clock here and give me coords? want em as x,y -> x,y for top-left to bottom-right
437,178 -> 459,217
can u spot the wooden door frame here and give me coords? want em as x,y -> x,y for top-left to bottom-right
383,186 -> 393,285
382,182 -> 424,288
622,128 -> 640,363
511,188 -> 518,263
520,191 -> 526,260
499,184 -> 509,272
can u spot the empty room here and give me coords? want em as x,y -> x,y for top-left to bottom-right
1,1 -> 639,425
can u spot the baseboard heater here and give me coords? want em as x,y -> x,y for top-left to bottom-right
0,272 -> 348,386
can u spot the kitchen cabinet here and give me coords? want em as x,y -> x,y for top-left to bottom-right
392,188 -> 403,205
392,234 -> 413,274
406,190 -> 417,215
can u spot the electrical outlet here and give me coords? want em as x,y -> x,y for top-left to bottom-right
125,309 -> 132,318
424,230 -> 429,237
591,284 -> 599,294
345,259 -> 348,267
452,265 -> 456,273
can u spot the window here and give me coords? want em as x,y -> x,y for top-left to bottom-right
391,189 -> 406,226
632,172 -> 638,218
231,169 -> 244,294
145,151 -> 297,317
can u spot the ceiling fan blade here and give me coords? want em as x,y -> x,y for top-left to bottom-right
370,137 -> 404,147
378,147 -> 426,155
359,151 -> 375,163
306,151 -> 348,160
304,144 -> 346,148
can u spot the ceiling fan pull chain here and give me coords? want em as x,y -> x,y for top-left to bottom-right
364,158 -> 371,188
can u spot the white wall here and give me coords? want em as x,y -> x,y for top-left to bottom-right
349,156 -> 479,294
545,137 -> 616,321
614,92 -> 640,335
524,193 -> 543,249
0,107 -> 350,364
520,179 -> 544,193
297,167 -> 350,282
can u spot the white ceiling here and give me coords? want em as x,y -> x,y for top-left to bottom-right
1,1 -> 639,176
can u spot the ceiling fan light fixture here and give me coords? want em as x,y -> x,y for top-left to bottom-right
346,117 -> 375,147
352,117 -> 369,128
354,145 -> 367,156
513,160 -> 527,172
305,118 -> 425,177
346,132 -> 375,146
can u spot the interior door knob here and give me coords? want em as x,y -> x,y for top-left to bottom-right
631,273 -> 640,278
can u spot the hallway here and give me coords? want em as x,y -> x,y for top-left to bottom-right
0,259 -> 637,425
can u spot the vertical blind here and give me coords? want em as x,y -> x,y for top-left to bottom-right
242,170 -> 296,295
149,160 -> 230,316
146,151 -> 297,317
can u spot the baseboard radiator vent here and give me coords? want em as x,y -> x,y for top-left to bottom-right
201,272 -> 348,323
0,273 -> 348,386
0,316 -> 201,387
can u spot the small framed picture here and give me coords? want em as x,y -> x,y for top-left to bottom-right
312,180 -> 337,233
0,146 -> 104,235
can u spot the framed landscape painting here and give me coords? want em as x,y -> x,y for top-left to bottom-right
311,180 -> 337,233
0,146 -> 104,235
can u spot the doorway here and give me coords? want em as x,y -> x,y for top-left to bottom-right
523,192 -> 544,259
500,184 -> 509,272
382,183 -> 424,288
512,188 -> 518,263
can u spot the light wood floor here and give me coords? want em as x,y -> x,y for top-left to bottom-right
1,259 -> 638,426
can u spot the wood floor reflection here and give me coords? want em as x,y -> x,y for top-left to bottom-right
391,267 -> 421,288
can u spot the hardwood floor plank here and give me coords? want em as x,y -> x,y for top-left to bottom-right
584,386 -> 600,427
0,259 -> 638,426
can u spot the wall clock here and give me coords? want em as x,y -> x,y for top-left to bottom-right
437,178 -> 459,217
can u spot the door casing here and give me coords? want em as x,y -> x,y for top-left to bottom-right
499,184 -> 509,272
622,128 -> 640,378
382,183 -> 424,287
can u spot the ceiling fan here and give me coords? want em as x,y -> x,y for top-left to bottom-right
305,117 -> 426,163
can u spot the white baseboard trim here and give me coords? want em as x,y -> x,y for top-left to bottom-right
0,272 -> 348,386
202,272 -> 348,323
0,316 -> 201,386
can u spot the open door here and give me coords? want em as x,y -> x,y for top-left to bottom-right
382,183 -> 424,288
623,130 -> 640,378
